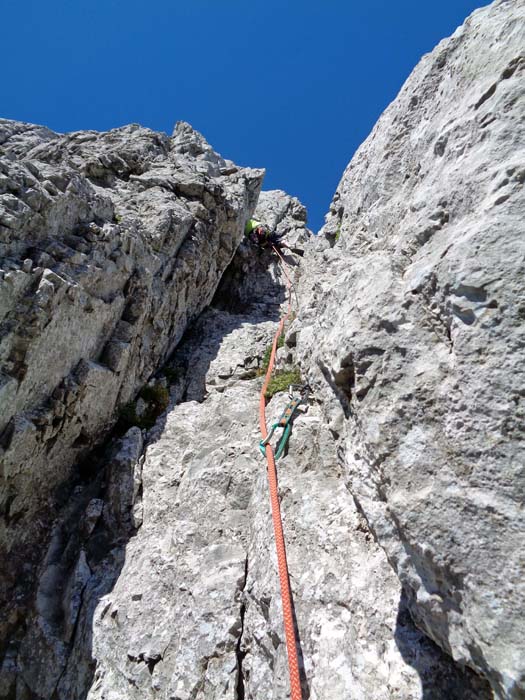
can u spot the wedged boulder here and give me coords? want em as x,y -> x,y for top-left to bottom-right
296,1 -> 525,697
0,118 -> 263,668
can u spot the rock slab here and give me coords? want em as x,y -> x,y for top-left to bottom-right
296,1 -> 525,697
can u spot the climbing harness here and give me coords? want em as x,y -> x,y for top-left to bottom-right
258,245 -> 304,700
259,384 -> 310,459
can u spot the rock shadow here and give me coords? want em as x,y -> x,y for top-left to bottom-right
163,245 -> 287,404
3,430 -> 140,700
213,242 -> 290,316
394,590 -> 493,700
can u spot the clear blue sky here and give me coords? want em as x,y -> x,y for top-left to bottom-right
3,0 -> 490,232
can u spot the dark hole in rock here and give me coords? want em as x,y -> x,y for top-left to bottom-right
73,430 -> 91,449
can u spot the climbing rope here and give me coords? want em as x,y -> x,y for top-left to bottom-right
258,245 -> 303,700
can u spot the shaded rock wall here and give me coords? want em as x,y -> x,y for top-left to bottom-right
213,189 -> 311,316
0,119 -> 263,680
295,1 -> 525,698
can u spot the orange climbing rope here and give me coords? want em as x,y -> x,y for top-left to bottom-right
258,245 -> 303,700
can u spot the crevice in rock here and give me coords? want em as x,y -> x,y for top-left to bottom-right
500,55 -> 524,80
235,556 -> 249,700
474,55 -> 524,111
395,589 -> 493,700
235,603 -> 247,700
51,577 -> 90,700
474,82 -> 497,110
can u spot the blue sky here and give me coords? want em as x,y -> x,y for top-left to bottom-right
3,0 -> 490,232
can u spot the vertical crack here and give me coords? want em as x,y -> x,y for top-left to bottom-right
235,556 -> 248,700
51,578 -> 90,699
235,603 -> 247,700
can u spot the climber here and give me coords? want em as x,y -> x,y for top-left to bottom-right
245,218 -> 287,249
244,219 -> 305,256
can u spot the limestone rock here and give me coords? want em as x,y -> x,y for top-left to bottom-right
0,118 -> 263,680
295,2 -> 525,697
2,1 -> 523,697
11,190 -> 492,700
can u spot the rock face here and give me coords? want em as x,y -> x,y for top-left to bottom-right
295,1 -> 525,698
0,119 -> 263,679
6,191 -> 494,700
81,194 -> 490,700
1,1 -> 523,698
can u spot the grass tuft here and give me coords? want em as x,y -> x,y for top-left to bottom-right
264,368 -> 302,399
139,384 -> 169,409
258,335 -> 285,376
118,401 -> 157,431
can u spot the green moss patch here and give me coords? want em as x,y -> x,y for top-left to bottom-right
264,368 -> 302,399
258,335 -> 285,377
139,384 -> 169,409
118,401 -> 157,431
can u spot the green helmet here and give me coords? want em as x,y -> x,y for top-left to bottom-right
245,218 -> 262,236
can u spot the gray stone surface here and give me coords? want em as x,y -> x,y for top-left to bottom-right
0,118 -> 263,680
2,1 -> 523,697
213,189 -> 311,316
10,192 -> 491,700
295,1 -> 525,698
